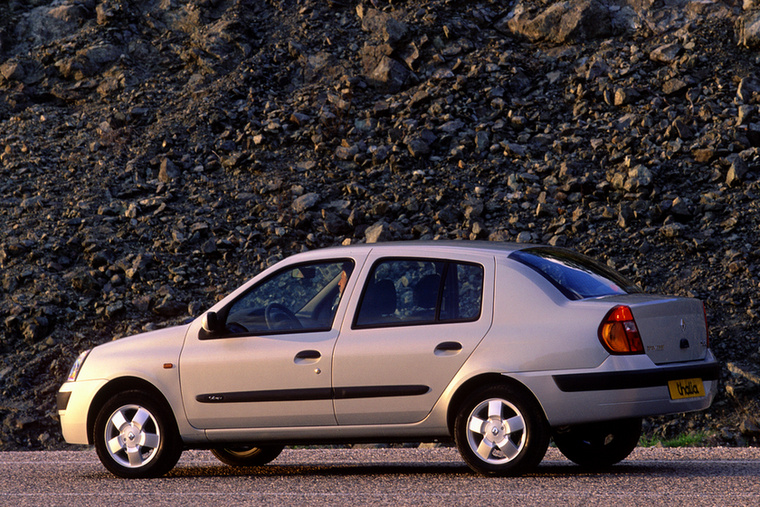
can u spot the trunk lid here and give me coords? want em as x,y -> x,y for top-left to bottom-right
608,295 -> 708,364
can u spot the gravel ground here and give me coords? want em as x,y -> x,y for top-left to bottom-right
1,447 -> 759,506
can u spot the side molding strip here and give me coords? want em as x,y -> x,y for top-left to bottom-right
196,385 -> 430,404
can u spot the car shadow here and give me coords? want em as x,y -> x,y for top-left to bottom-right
82,458 -> 737,480
157,461 -> 666,479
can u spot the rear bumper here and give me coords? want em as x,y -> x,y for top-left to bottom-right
513,351 -> 721,427
552,359 -> 721,392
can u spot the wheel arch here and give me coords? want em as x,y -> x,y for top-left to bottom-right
86,376 -> 178,445
446,373 -> 548,434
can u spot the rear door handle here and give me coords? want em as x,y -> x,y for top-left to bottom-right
294,350 -> 321,364
434,341 -> 463,356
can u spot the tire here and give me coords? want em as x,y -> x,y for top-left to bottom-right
552,418 -> 642,468
93,390 -> 182,478
454,384 -> 549,477
211,445 -> 284,467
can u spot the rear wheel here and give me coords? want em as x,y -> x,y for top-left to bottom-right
93,390 -> 182,478
552,418 -> 642,468
454,384 -> 549,476
211,445 -> 284,467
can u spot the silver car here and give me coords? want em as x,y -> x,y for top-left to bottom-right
58,241 -> 719,477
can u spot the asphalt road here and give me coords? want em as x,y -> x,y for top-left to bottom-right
1,447 -> 758,506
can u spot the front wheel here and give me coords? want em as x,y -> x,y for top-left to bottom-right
211,445 -> 284,467
454,384 -> 549,476
93,390 -> 182,478
552,418 -> 642,468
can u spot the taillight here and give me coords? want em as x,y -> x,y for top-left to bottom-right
598,305 -> 644,354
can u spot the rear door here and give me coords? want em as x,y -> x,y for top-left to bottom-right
332,251 -> 494,425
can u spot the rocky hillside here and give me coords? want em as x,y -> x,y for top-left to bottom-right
1,0 -> 759,449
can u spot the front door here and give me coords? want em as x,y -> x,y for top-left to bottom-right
180,260 -> 356,429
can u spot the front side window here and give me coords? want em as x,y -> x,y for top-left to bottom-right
354,258 -> 484,328
223,260 -> 354,335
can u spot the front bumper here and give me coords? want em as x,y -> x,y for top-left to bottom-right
57,379 -> 108,445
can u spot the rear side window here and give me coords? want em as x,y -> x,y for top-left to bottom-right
509,247 -> 640,301
354,259 -> 484,328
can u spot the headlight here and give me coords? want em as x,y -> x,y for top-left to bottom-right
67,350 -> 91,382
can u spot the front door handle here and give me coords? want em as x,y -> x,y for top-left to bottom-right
434,341 -> 463,356
294,350 -> 321,364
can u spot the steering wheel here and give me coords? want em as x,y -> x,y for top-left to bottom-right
264,303 -> 302,331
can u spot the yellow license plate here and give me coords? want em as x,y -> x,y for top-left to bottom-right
668,378 -> 705,400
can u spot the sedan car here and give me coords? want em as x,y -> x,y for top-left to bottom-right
58,241 -> 719,477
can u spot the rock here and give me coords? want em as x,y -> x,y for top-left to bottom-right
726,155 -> 749,186
201,239 -> 218,255
672,118 -> 693,139
504,0 -> 623,44
614,87 -> 639,106
475,131 -> 490,152
65,269 -> 101,294
515,231 -> 533,243
365,54 -> 410,92
463,200 -> 484,220
740,417 -> 760,438
96,2 -> 123,26
290,112 -> 311,126
105,302 -> 126,320
406,137 -> 430,157
0,61 -> 25,81
625,165 -> 653,191
79,44 -> 121,70
152,298 -> 186,318
158,158 -> 180,183
21,315 -> 50,344
737,105 -> 755,126
365,221 -> 391,243
435,206 -> 460,225
693,148 -> 715,163
292,193 -> 320,213
583,59 -> 609,80
335,143 -> 359,160
322,211 -> 349,235
737,76 -> 760,103
360,9 -> 408,46
14,3 -> 88,47
650,42 -> 682,64
670,197 -> 693,220
660,222 -> 685,238
0,243 -> 27,267
738,11 -> 760,49
662,77 -> 690,95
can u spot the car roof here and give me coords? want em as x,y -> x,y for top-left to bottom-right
309,240 -> 535,257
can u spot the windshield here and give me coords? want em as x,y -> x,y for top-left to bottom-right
509,247 -> 641,300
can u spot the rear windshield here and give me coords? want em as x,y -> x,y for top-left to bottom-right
509,247 -> 641,301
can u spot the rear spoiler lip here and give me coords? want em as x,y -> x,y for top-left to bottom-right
553,359 -> 721,393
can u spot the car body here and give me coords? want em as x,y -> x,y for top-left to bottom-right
58,241 -> 720,477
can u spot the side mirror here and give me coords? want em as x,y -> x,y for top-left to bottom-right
201,311 -> 221,334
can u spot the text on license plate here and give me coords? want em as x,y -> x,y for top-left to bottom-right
668,378 -> 705,400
